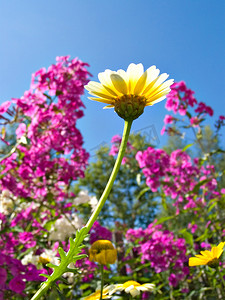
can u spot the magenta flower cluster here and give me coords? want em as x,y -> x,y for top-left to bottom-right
161,81 -> 216,135
126,221 -> 189,287
136,147 -> 219,213
109,134 -> 134,164
0,250 -> 47,298
89,221 -> 112,244
0,55 -> 89,201
0,56 -> 90,297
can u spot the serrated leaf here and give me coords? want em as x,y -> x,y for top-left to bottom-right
39,274 -> 50,278
58,247 -> 66,259
33,225 -> 89,299
47,263 -> 58,268
72,254 -> 87,262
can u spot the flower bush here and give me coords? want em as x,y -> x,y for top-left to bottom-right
0,60 -> 225,299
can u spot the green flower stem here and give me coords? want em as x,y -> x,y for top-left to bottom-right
216,267 -> 225,292
100,264 -> 104,300
86,119 -> 133,231
31,120 -> 132,300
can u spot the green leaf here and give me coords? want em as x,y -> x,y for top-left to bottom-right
58,247 -> 66,260
192,179 -> 209,194
136,187 -> 150,200
208,201 -> 217,213
180,229 -> 193,246
80,283 -> 91,290
186,111 -> 192,119
155,215 -> 175,225
55,90 -> 63,96
182,143 -> 194,152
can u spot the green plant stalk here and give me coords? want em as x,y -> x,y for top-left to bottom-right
86,119 -> 133,231
100,264 -> 104,300
31,119 -> 133,300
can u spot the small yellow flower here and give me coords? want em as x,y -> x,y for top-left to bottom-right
38,255 -> 51,265
85,63 -> 173,120
81,288 -> 111,300
109,280 -> 155,297
89,240 -> 117,265
189,242 -> 225,267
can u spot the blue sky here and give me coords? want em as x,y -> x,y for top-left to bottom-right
0,0 -> 224,154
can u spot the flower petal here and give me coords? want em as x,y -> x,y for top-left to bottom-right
98,70 -> 119,95
134,71 -> 147,94
110,74 -> 128,94
88,97 -> 114,105
126,63 -> 144,93
189,257 -> 207,266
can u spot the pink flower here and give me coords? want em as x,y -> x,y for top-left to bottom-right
0,268 -> 7,287
195,102 -> 213,116
190,116 -> 200,127
164,115 -> 174,124
15,123 -> 26,139
9,276 -> 26,294
169,273 -> 178,287
0,101 -> 11,114
188,223 -> 198,234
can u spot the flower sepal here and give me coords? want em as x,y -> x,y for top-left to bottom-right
114,94 -> 146,121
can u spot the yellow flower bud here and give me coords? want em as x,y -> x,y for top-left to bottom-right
89,240 -> 117,265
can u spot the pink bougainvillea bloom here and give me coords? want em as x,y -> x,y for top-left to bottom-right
0,101 -> 11,114
15,123 -> 26,139
164,114 -> 174,124
0,268 -> 7,287
190,116 -> 200,127
9,276 -> 26,294
221,188 -> 225,194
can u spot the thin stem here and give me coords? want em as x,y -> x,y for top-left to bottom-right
100,264 -> 104,300
86,119 -> 133,231
31,120 -> 133,300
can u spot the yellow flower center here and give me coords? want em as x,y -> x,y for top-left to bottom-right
38,256 -> 51,264
114,95 -> 147,121
123,280 -> 141,288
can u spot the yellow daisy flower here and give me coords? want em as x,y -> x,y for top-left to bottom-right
85,63 -> 174,120
109,280 -> 155,297
81,288 -> 112,300
189,242 -> 225,267
89,240 -> 117,265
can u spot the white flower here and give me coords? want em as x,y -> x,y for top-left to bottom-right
85,63 -> 174,120
38,249 -> 59,265
21,249 -> 59,267
73,190 -> 91,205
49,213 -> 83,241
21,251 -> 39,266
89,195 -> 98,212
73,190 -> 98,212
109,280 -> 155,297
